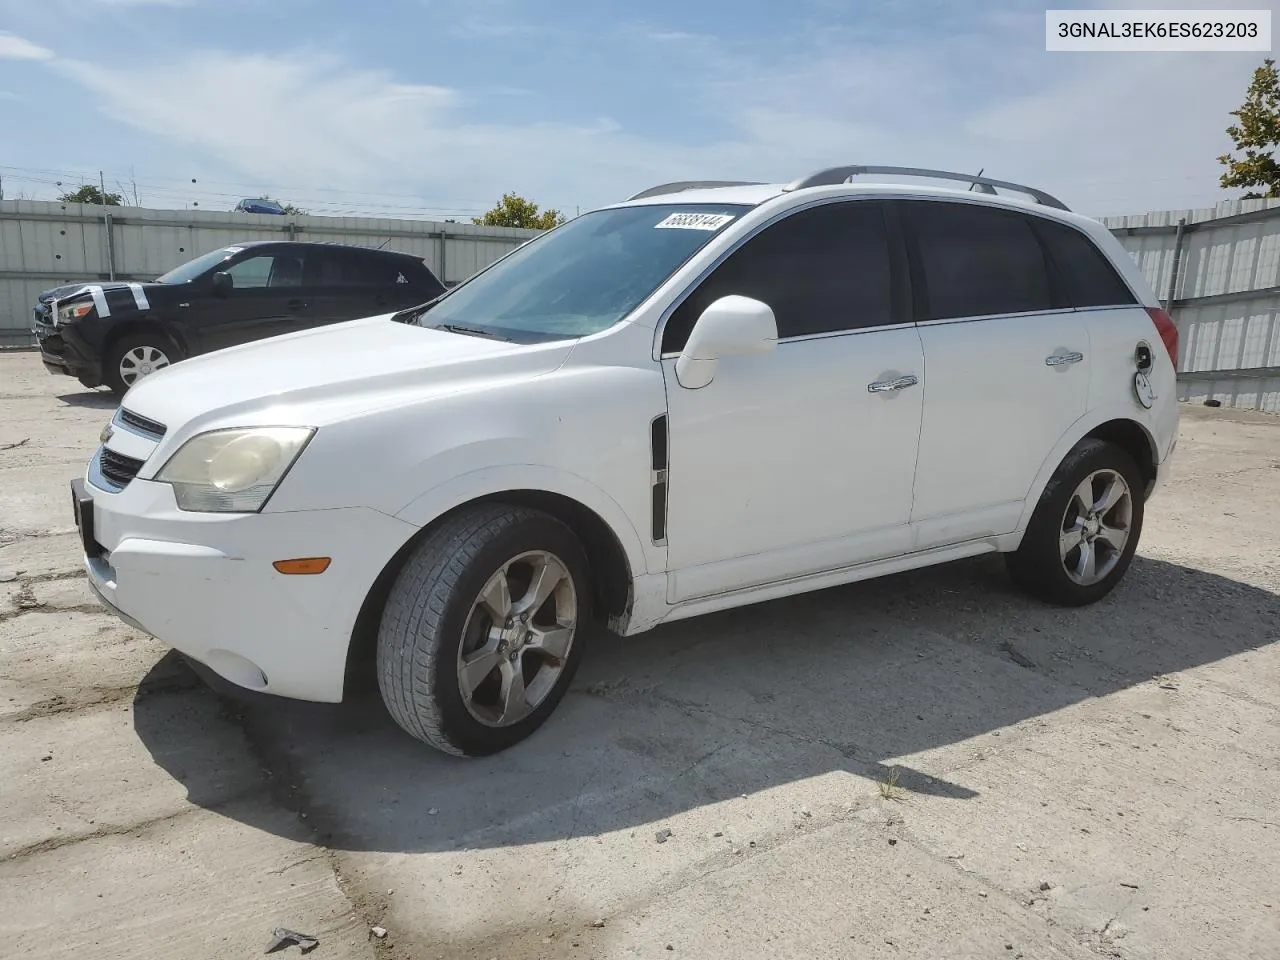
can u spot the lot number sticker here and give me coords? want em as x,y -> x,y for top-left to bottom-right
654,212 -> 736,231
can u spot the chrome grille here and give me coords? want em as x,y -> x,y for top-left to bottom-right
99,448 -> 145,488
117,408 -> 167,439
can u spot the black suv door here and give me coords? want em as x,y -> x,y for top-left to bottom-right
186,248 -> 312,352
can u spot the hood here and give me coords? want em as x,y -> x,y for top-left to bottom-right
41,280 -> 167,319
41,280 -> 157,302
120,314 -> 575,432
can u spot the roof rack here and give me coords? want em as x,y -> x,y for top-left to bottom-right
783,165 -> 1070,211
626,180 -> 767,201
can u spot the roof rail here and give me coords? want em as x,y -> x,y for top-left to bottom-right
782,165 -> 1069,211
626,180 -> 767,202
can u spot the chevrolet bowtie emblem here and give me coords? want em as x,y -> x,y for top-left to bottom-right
100,424 -> 114,444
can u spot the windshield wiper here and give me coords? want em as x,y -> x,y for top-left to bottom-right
430,323 -> 512,342
392,295 -> 446,325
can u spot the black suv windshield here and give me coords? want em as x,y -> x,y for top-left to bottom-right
411,204 -> 750,342
155,247 -> 236,284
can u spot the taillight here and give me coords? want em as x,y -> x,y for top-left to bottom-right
1146,307 -> 1179,370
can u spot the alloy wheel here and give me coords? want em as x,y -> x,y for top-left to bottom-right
455,550 -> 578,727
1059,468 -> 1133,586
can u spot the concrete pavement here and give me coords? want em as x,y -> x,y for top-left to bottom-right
2,352 -> 1278,959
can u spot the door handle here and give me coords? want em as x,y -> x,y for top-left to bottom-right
286,298 -> 307,311
1045,351 -> 1084,366
867,374 -> 919,394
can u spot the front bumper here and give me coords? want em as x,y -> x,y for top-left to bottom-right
32,315 -> 102,384
77,473 -> 418,702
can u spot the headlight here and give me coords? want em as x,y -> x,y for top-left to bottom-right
153,427 -> 315,513
57,302 -> 94,325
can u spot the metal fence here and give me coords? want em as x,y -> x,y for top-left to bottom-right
1103,197 -> 1280,413
5,195 -> 1280,412
0,200 -> 540,347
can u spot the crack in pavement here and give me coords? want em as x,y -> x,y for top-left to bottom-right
224,698 -> 392,953
0,602 -> 105,624
1,785 -> 269,865
3,675 -> 203,723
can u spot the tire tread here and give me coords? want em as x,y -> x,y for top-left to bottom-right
376,503 -> 565,756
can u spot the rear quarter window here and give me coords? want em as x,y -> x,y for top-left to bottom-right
1033,220 -> 1138,308
395,258 -> 445,292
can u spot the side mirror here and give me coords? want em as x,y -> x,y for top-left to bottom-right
674,295 -> 777,389
211,271 -> 233,295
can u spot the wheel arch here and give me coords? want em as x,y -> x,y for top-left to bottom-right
343,489 -> 637,698
103,316 -> 190,358
1082,418 -> 1159,497
1014,411 -> 1160,541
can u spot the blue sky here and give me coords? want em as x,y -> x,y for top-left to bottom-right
0,0 -> 1276,219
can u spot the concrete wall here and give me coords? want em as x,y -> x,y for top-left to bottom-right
5,195 -> 1280,413
0,200 -> 539,346
1102,198 -> 1280,413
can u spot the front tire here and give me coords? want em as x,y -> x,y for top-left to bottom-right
104,333 -> 181,396
1005,438 -> 1145,607
376,504 -> 590,757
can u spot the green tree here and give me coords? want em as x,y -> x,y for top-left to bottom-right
472,192 -> 566,229
58,184 -> 122,205
1218,57 -> 1280,199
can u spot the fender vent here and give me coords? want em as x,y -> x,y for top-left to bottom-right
650,415 -> 668,471
650,415 -> 668,543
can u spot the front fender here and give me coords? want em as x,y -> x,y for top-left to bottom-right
395,461 -> 657,579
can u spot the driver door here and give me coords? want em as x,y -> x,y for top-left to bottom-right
660,200 -> 926,602
188,250 -> 311,353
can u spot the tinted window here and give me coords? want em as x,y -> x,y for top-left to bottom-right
225,254 -> 303,289
345,252 -> 401,285
304,251 -> 438,289
395,258 -> 444,291
308,254 -> 347,286
1034,220 -> 1137,308
661,201 -> 893,353
905,202 -> 1052,321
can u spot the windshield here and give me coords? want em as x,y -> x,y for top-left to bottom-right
155,247 -> 236,284
411,203 -> 750,342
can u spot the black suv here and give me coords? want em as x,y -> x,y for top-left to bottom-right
33,241 -> 446,395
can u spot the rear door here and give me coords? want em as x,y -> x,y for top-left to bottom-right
1036,218 -> 1179,479
297,250 -> 359,331
901,199 -> 1091,548
188,249 -> 312,352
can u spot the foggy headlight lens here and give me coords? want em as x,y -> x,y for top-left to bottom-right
154,427 -> 315,512
57,302 -> 94,325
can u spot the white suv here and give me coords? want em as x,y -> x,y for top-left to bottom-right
72,165 -> 1180,757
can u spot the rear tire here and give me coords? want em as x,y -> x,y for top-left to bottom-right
1005,438 -> 1145,607
376,503 -> 590,757
104,332 -> 182,396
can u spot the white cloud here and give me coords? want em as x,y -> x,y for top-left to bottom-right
42,17 -> 1273,218
0,32 -> 53,60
